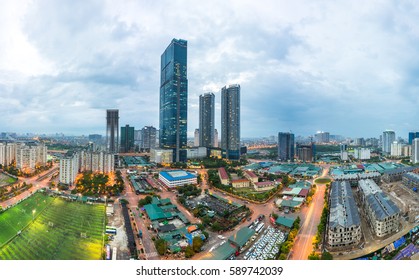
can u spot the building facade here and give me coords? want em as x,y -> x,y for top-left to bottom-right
277,132 -> 295,162
79,151 -> 114,173
199,92 -> 215,148
327,181 -> 362,249
221,84 -> 240,160
315,131 -> 330,143
194,129 -> 199,147
150,149 -> 173,164
382,130 -> 395,154
159,170 -> 197,188
353,148 -> 371,160
120,124 -> 135,153
15,143 -> 47,174
159,38 -> 188,162
358,179 -> 400,237
408,132 -> 419,145
141,126 -> 157,151
390,141 -> 402,157
59,152 -> 79,185
296,143 -> 315,162
412,138 -> 419,164
106,109 -> 119,153
214,129 -> 219,148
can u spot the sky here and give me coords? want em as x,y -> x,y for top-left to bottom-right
1,0 -> 419,139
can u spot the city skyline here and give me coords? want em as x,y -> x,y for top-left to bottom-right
2,1 -> 419,138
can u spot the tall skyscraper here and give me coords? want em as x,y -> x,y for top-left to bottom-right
199,92 -> 215,148
221,84 -> 240,160
159,38 -> 188,162
194,129 -> 199,147
141,126 -> 157,151
106,109 -> 119,153
214,129 -> 219,148
412,138 -> 419,164
382,130 -> 396,154
278,132 -> 295,161
408,132 -> 419,145
120,124 -> 135,153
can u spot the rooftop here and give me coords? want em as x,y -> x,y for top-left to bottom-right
329,181 -> 361,229
275,216 -> 296,228
245,170 -> 258,178
160,170 -> 197,181
218,167 -> 229,180
228,227 -> 255,247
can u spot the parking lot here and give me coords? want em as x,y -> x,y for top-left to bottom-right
240,226 -> 286,260
201,195 -> 240,215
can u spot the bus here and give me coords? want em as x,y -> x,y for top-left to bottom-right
255,222 -> 265,234
106,226 -> 117,235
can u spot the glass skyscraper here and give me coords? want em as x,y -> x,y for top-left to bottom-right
106,109 -> 119,153
199,92 -> 215,148
278,132 -> 295,162
221,84 -> 240,160
408,132 -> 419,145
159,39 -> 188,162
120,124 -> 135,153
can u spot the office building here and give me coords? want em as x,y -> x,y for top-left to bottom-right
159,38 -> 188,162
382,130 -> 395,154
408,132 -> 419,145
106,109 -> 119,153
327,181 -> 362,249
354,138 -> 365,147
194,129 -> 199,147
120,125 -> 135,153
403,145 -> 412,157
412,138 -> 419,164
186,147 -> 207,159
199,92 -> 215,148
277,132 -> 294,162
296,143 -> 315,162
221,84 -> 240,160
141,126 -> 157,151
358,179 -> 400,237
59,152 -> 79,185
315,131 -> 330,143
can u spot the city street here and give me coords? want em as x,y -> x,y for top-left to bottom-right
0,165 -> 58,209
289,167 -> 329,260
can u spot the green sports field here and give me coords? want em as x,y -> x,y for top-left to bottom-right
0,173 -> 17,187
0,193 -> 105,260
0,192 -> 54,246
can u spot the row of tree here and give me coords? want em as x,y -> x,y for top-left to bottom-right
277,216 -> 301,260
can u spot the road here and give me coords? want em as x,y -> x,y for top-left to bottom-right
289,167 -> 329,260
0,165 -> 58,209
119,170 -> 159,260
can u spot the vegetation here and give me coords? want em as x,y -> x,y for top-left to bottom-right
313,184 -> 330,249
154,239 -> 169,255
276,216 -> 301,260
75,171 -> 123,197
192,236 -> 204,252
177,184 -> 201,197
0,195 -> 105,259
184,245 -> 195,258
138,196 -> 153,207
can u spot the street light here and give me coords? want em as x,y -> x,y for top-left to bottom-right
32,209 -> 36,221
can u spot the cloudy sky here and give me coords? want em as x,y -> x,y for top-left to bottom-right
1,0 -> 419,139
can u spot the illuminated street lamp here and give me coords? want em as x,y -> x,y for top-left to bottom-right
32,209 -> 36,221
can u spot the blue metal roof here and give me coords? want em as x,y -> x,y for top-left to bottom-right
160,170 -> 197,181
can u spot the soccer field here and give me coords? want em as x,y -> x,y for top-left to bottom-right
0,192 -> 54,246
0,195 -> 105,260
0,173 -> 17,187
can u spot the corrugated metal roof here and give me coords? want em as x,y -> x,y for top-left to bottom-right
329,181 -> 361,229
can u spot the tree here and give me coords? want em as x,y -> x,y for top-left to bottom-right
185,246 -> 195,258
308,252 -> 320,260
155,239 -> 168,255
192,236 -> 204,252
271,212 -> 279,220
321,251 -> 333,260
211,221 -> 222,232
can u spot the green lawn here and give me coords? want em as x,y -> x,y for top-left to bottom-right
0,196 -> 105,260
0,173 -> 17,187
0,192 -> 54,246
